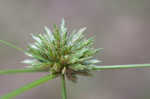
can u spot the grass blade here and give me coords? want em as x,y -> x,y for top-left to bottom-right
0,40 -> 24,52
0,69 -> 47,75
1,74 -> 57,99
92,64 -> 150,70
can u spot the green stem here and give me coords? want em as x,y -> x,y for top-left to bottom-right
92,64 -> 150,70
61,74 -> 67,99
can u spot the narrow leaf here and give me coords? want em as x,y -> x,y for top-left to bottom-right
1,74 -> 57,99
91,64 -> 150,70
0,40 -> 24,52
0,69 -> 46,75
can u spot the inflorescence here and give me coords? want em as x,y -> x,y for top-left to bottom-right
22,19 -> 102,82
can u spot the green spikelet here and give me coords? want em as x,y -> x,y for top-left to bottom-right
23,19 -> 102,82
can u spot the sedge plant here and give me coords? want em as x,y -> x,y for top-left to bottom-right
0,19 -> 150,99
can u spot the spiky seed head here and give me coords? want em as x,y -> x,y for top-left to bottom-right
22,19 -> 102,82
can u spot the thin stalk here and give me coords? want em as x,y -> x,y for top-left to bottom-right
61,74 -> 67,99
92,64 -> 150,70
0,69 -> 47,75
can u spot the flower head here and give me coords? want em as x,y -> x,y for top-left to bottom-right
23,19 -> 102,82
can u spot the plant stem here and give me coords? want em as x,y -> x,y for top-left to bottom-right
61,74 -> 67,99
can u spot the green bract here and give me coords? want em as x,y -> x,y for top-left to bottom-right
23,19 -> 101,82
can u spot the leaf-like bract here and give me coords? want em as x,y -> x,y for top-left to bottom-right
1,74 -> 56,99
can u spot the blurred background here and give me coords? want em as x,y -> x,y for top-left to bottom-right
0,0 -> 150,99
